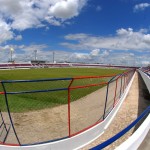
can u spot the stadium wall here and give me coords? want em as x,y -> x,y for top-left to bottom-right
138,70 -> 150,93
0,63 -> 137,69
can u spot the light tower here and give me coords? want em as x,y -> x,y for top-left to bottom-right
34,50 -> 37,61
10,47 -> 14,62
53,51 -> 55,63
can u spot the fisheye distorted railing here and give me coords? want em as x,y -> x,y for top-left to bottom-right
0,69 -> 135,146
90,106 -> 150,150
91,68 -> 150,150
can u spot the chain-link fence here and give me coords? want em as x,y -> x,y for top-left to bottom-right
69,76 -> 112,136
0,69 -> 135,145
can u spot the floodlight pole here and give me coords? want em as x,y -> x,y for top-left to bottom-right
10,48 -> 14,62
53,51 -> 55,63
10,51 -> 13,62
34,50 -> 37,61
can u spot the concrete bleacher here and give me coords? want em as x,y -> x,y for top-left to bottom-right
0,63 -> 137,70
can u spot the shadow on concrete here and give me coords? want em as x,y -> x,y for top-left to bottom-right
133,72 -> 150,132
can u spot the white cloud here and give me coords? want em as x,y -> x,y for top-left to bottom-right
143,34 -> 150,44
90,49 -> 100,56
0,0 -> 87,30
70,53 -> 91,60
61,28 -> 150,51
0,44 -> 150,66
22,44 -> 47,51
48,0 -> 84,19
65,33 -> 89,40
101,50 -> 109,57
141,60 -> 150,66
116,28 -> 133,36
134,3 -> 150,12
96,6 -> 102,12
0,18 -> 14,43
129,53 -> 134,56
0,0 -> 87,43
0,44 -> 50,62
15,35 -> 22,41
45,16 -> 61,26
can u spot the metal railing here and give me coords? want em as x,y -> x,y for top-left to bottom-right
90,106 -> 150,150
0,69 -> 135,146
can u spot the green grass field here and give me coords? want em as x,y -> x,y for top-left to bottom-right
0,68 -> 125,112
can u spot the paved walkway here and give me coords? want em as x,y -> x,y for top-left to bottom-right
82,72 -> 150,150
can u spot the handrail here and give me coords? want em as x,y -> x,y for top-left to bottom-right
90,106 -> 150,150
1,77 -> 72,83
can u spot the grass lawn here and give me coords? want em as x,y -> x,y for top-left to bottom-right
0,68 -> 125,112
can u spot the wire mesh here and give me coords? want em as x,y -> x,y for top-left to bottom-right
3,79 -> 71,112
103,73 -> 130,118
115,77 -> 123,103
1,79 -> 71,144
3,79 -> 71,93
103,75 -> 119,118
0,69 -> 135,145
72,77 -> 110,87
8,94 -> 69,144
0,83 -> 19,144
69,77 -> 108,136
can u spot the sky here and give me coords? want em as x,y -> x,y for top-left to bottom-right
0,0 -> 150,66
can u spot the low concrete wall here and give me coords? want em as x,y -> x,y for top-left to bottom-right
138,70 -> 150,94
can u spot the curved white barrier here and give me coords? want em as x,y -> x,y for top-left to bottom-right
138,70 -> 150,93
115,113 -> 150,150
115,70 -> 150,150
0,73 -> 135,150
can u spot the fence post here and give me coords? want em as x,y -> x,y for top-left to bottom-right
119,75 -> 123,98
123,75 -> 126,92
113,78 -> 118,107
1,82 -> 21,145
0,110 -> 8,142
103,75 -> 118,119
68,79 -> 74,137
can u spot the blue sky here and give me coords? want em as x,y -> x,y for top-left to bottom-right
0,0 -> 150,66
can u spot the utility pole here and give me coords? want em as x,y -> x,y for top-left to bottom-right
53,51 -> 55,63
34,50 -> 37,61
10,48 -> 14,62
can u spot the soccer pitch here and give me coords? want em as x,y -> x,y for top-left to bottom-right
0,68 -> 125,112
